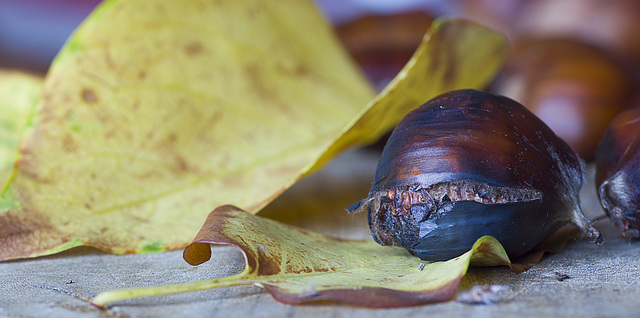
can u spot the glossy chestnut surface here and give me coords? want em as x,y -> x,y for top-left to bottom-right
596,107 -> 640,238
350,89 -> 600,261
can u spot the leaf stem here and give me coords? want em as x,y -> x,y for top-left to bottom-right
91,274 -> 251,308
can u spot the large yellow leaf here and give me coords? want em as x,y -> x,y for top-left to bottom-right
92,205 -> 513,308
0,0 -> 373,260
0,0 -> 507,260
0,70 -> 42,187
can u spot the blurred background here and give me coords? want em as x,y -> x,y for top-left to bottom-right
0,0 -> 452,75
1,0 -> 639,161
0,0 -> 101,73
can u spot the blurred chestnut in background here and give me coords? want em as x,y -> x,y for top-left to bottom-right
596,107 -> 640,238
335,11 -> 434,91
517,0 -> 640,62
456,0 -> 640,63
493,38 -> 636,160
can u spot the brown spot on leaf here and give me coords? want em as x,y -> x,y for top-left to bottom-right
0,209 -> 67,261
184,41 -> 204,56
104,130 -> 116,140
277,62 -> 314,80
245,63 -> 277,103
206,112 -> 222,126
82,89 -> 97,104
62,134 -> 78,153
172,155 -> 190,173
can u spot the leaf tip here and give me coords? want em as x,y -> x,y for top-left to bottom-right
89,295 -> 108,309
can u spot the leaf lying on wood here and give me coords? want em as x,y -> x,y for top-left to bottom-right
0,0 -> 506,261
92,205 -> 513,308
0,0 -> 374,260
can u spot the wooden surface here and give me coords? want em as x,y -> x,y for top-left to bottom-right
2,149 -> 639,318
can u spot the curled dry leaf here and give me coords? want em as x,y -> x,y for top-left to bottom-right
92,205 -> 513,308
0,0 -> 506,260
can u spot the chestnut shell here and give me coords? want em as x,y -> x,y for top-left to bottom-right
596,107 -> 640,237
351,89 -> 600,261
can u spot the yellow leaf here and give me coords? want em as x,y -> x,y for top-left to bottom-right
0,0 -> 373,260
92,205 -> 513,308
0,0 -> 506,260
0,70 -> 42,188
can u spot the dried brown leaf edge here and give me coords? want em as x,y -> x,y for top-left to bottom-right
93,205 -> 515,308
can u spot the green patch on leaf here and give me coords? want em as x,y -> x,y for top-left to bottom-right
138,240 -> 165,253
0,185 -> 20,212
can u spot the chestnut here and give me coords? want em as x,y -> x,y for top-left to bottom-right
493,38 -> 636,161
349,89 -> 601,261
596,107 -> 640,238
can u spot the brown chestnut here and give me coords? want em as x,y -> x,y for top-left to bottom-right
596,107 -> 640,238
493,38 -> 636,161
349,89 -> 601,261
